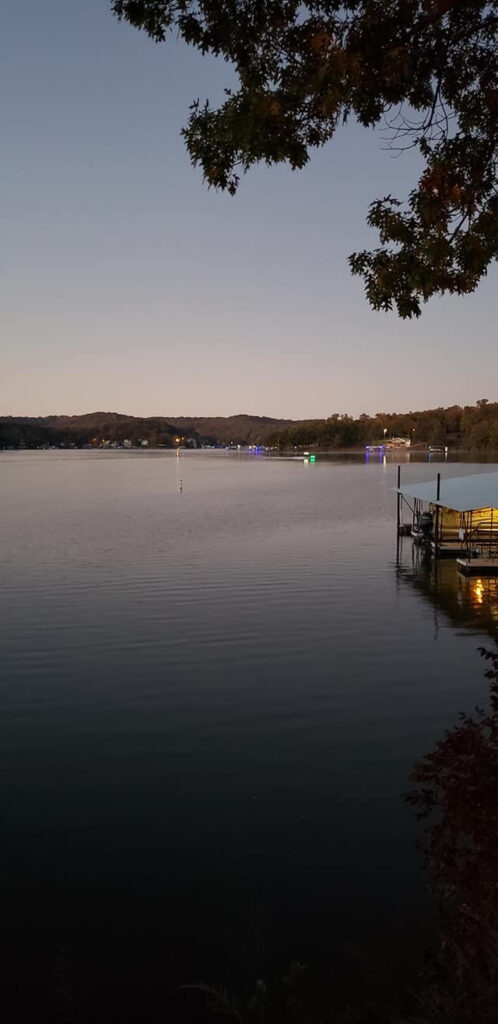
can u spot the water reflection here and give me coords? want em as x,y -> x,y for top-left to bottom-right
397,541 -> 498,639
364,449 -> 498,465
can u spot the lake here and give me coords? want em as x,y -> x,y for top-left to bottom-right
1,450 -> 497,1021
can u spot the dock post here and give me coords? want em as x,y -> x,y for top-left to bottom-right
396,465 -> 401,564
434,472 -> 441,558
397,465 -> 401,534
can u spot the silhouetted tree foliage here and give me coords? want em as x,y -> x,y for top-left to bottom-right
404,647 -> 498,1023
112,0 -> 498,317
268,400 -> 498,449
2,401 -> 498,448
0,413 -> 199,449
168,413 -> 295,445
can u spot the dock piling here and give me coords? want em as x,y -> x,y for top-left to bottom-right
434,472 -> 441,558
397,466 -> 401,534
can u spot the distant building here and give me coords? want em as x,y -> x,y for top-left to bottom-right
386,436 -> 411,448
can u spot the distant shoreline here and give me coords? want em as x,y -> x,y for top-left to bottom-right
2,402 -> 497,452
3,445 -> 498,458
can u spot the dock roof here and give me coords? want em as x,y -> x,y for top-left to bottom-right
397,470 -> 498,512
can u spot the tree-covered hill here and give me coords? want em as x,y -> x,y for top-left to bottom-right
0,413 -> 194,449
165,414 -> 295,446
268,400 -> 498,449
1,401 -> 497,449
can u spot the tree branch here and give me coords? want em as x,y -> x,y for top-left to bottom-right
419,0 -> 478,28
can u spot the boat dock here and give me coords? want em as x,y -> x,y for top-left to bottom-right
395,468 -> 498,575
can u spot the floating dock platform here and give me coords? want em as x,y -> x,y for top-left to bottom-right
457,558 -> 498,577
431,540 -> 469,558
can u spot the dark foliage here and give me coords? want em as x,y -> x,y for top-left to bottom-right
403,647 -> 498,1023
2,400 -> 498,448
167,413 -> 295,445
112,0 -> 498,316
268,399 -> 498,449
0,412 -> 198,449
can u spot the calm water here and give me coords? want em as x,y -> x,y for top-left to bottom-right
1,450 -> 497,1020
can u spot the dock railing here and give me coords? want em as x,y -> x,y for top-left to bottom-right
465,518 -> 498,560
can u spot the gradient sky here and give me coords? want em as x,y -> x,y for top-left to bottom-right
2,0 -> 497,419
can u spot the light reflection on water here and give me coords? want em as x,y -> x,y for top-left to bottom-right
0,450 -> 497,1017
397,539 -> 498,638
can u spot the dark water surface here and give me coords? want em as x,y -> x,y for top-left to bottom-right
1,451 -> 497,1020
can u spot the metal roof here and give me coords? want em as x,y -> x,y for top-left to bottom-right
397,470 -> 498,512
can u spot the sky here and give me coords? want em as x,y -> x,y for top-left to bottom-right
1,0 -> 497,420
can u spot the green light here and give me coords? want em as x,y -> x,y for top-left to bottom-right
310,455 -> 316,463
